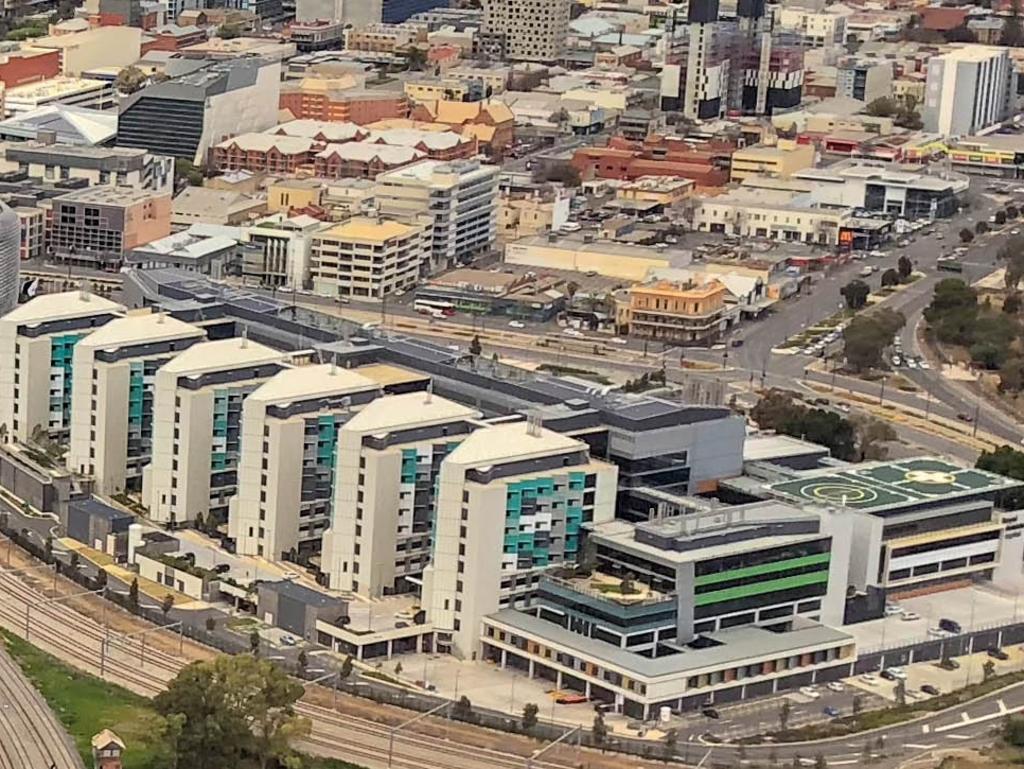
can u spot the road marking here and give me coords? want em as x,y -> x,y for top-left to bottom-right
935,703 -> 1024,732
961,712 -> 972,722
904,744 -> 938,750
828,760 -> 859,765
945,734 -> 972,740
922,724 -> 931,733
999,700 -> 1008,713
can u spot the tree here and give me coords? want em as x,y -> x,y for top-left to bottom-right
404,46 -> 427,71
115,65 -> 148,94
250,629 -> 261,657
218,22 -> 242,39
977,221 -> 991,235
453,695 -> 473,721
894,679 -> 906,706
205,616 -> 216,632
841,279 -> 871,310
960,228 -> 975,243
339,655 -> 354,680
852,694 -> 864,716
161,593 -> 174,616
522,702 -> 539,731
779,700 -> 792,731
297,650 -> 308,676
1004,714 -> 1024,746
128,577 -> 140,608
944,25 -> 976,43
154,654 -> 309,769
997,211 -> 1009,226
1009,205 -> 1020,220
1001,355 -> 1024,392
751,390 -> 858,460
174,158 -> 204,187
663,728 -> 678,761
881,268 -> 900,288
864,97 -> 899,118
969,312 -> 1018,369
69,551 -> 79,571
843,310 -> 906,373
469,334 -> 482,356
924,279 -> 979,345
540,164 -> 581,187
898,255 -> 913,281
592,710 -> 608,747
978,446 -> 1024,509
984,660 -> 996,680
855,417 -> 897,461
1005,293 -> 1022,315
95,568 -> 107,590
565,281 -> 579,300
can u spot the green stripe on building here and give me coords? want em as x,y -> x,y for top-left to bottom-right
694,570 -> 830,607
695,552 -> 831,587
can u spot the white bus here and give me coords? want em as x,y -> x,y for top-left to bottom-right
413,299 -> 455,318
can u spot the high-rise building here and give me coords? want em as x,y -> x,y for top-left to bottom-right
374,159 -> 499,273
0,201 -> 19,318
142,338 -> 286,527
310,217 -> 429,301
923,46 -> 1013,137
321,391 -> 482,596
227,364 -> 381,560
422,419 -> 618,656
68,311 -> 205,495
0,290 -> 124,442
481,0 -> 571,63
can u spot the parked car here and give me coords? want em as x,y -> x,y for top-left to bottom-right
921,685 -> 940,696
702,707 -> 721,719
555,693 -> 588,704
799,686 -> 820,699
988,647 -> 1010,661
938,658 -> 960,671
939,618 -> 962,634
823,706 -> 840,718
826,681 -> 845,692
880,669 -> 897,681
508,320 -> 525,329
884,604 -> 903,616
901,612 -> 922,622
860,673 -> 877,683
885,667 -> 907,680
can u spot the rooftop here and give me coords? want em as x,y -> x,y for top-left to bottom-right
376,158 -> 497,185
318,217 -> 419,243
446,421 -> 584,467
0,105 -> 117,145
157,337 -> 283,375
744,434 -> 831,463
342,391 -> 480,434
6,77 -> 109,101
57,185 -> 165,206
247,364 -> 378,405
133,230 -> 238,259
0,290 -> 123,324
77,311 -> 203,349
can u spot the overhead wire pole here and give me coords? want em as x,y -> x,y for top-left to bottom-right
119,620 -> 183,665
526,725 -> 581,769
22,586 -> 104,644
388,700 -> 451,768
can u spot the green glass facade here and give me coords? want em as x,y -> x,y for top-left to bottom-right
503,471 -> 590,570
48,333 -> 84,430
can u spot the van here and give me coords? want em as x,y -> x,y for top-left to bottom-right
938,618 -> 962,634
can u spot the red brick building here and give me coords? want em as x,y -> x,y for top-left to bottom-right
211,135 -> 315,174
143,24 -> 208,52
0,49 -> 60,89
571,135 -> 733,188
279,79 -> 410,124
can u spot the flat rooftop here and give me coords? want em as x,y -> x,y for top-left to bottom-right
352,363 -> 432,389
768,457 -> 1023,512
488,610 -> 853,679
744,434 -> 830,463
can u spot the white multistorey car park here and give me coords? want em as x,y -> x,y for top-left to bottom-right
478,501 -> 856,719
68,311 -> 205,496
0,290 -> 124,442
228,364 -> 382,560
422,419 -> 618,657
321,391 -> 482,597
142,338 -> 287,526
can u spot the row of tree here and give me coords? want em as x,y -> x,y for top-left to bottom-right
751,390 -> 897,462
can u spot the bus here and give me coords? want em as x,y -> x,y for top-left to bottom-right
413,299 -> 456,318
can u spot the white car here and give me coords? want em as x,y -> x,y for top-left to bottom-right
901,612 -> 922,622
860,673 -> 877,683
919,360 -> 931,370
826,681 -> 845,692
885,667 -> 907,680
799,686 -> 820,699
508,320 -> 526,329
562,328 -> 583,337
928,627 -> 953,638
907,359 -> 919,369
884,604 -> 903,616
1013,229 -> 1021,236
610,337 -> 629,345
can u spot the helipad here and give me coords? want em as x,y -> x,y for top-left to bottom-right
768,458 -> 1019,512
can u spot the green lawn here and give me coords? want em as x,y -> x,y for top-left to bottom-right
1,630 -> 364,769
1,630 -> 169,769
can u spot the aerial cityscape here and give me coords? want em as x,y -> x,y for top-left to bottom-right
9,0 -> 1024,767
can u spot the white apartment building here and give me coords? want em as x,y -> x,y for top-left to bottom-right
244,214 -> 327,290
321,391 -> 482,597
773,6 -> 847,48
309,217 -> 428,301
68,311 -> 205,495
228,364 -> 381,560
142,338 -> 286,527
923,45 -> 1013,137
481,0 -> 571,63
692,187 -> 849,245
421,419 -> 618,657
0,290 -> 124,442
374,160 -> 499,273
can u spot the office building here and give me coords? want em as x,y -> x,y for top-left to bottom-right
118,58 -> 282,164
480,501 -> 855,719
309,217 -> 429,301
481,0 -> 571,63
142,338 -> 286,526
227,365 -> 382,560
923,46 -> 1013,137
50,186 -> 172,269
422,419 -> 618,656
773,6 -> 847,49
0,202 -> 17,318
244,213 -> 327,290
836,57 -> 893,104
321,391 -> 482,596
621,278 -> 736,345
0,143 -> 174,194
374,159 -> 499,273
30,27 -> 144,76
68,311 -> 205,495
0,290 -> 125,442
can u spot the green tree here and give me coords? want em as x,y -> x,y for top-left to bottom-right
174,158 -> 205,187
1002,355 -> 1024,393
1000,235 -> 1024,289
469,334 -> 482,356
750,389 -> 803,431
924,279 -> 979,345
977,221 -> 991,235
1005,293 -> 1022,315
218,22 -> 242,38
593,710 -> 608,747
115,65 -> 148,94
128,577 -> 139,608
205,616 -> 216,632
522,702 -> 539,731
864,97 -> 899,117
154,654 -> 309,769
969,312 -> 1018,369
841,279 -> 871,310
960,228 -> 975,243
779,700 -> 792,731
897,255 -> 913,281
1004,714 -> 1024,746
856,417 -> 898,461
852,694 -> 864,716
843,310 -> 906,373
881,268 -> 900,288
404,46 -> 428,71
161,593 -> 174,616
984,660 -> 996,680
997,211 -> 1008,225
297,650 -> 308,676
453,695 -> 473,721
663,728 -> 678,761
250,629 -> 261,656
1008,205 -> 1020,219
339,655 -> 354,680
977,446 -> 1024,509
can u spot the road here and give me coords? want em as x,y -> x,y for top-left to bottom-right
0,642 -> 84,769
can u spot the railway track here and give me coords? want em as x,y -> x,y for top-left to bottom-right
0,568 -> 573,769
